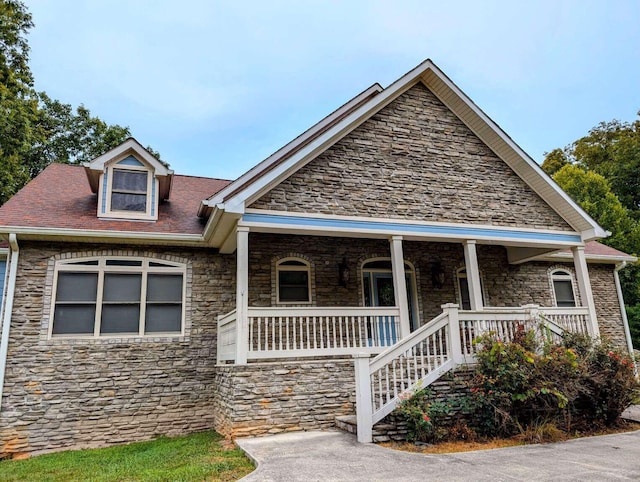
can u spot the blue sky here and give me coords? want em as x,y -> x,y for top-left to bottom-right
26,0 -> 640,181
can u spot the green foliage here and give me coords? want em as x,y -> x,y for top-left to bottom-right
0,431 -> 254,482
542,148 -> 570,176
0,0 -> 160,205
627,304 -> 640,348
467,331 -> 638,437
394,389 -> 452,443
553,164 -> 640,254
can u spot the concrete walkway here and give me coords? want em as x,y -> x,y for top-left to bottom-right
237,429 -> 640,481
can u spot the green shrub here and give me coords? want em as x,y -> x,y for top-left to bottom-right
468,330 -> 638,436
394,389 -> 452,443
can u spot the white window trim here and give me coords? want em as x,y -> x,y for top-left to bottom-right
275,257 -> 312,305
97,155 -> 159,221
549,268 -> 578,308
455,267 -> 486,310
49,256 -> 186,339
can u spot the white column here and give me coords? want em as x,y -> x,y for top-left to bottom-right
463,240 -> 483,311
389,235 -> 411,338
353,353 -> 373,443
235,227 -> 250,364
572,246 -> 600,337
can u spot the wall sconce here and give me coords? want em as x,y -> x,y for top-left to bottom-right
431,262 -> 445,289
338,257 -> 350,288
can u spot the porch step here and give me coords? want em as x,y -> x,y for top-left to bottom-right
335,415 -> 408,442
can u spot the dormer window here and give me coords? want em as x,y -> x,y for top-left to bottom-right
100,156 -> 156,220
85,139 -> 173,222
111,166 -> 149,212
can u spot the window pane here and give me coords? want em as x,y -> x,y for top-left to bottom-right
111,192 -> 147,212
100,305 -> 140,333
103,273 -> 141,302
279,286 -> 309,302
112,170 -> 147,192
459,278 -> 471,310
53,305 -> 96,334
279,271 -> 308,286
279,260 -> 306,266
147,274 -> 183,302
278,270 -> 309,302
106,260 -> 142,266
554,280 -> 576,307
145,305 -> 182,333
56,272 -> 98,302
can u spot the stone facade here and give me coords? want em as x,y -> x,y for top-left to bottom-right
213,359 -> 355,438
250,83 -> 573,232
0,236 -> 629,456
0,241 -> 234,457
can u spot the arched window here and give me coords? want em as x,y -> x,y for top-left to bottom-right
550,269 -> 577,307
456,268 -> 485,310
276,258 -> 311,303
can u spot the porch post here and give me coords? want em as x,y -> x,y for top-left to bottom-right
572,246 -> 600,337
463,240 -> 483,310
390,235 -> 411,338
235,226 -> 250,364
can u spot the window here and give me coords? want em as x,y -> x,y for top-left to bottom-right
276,258 -> 311,303
551,269 -> 576,307
111,169 -> 148,212
100,155 -> 157,220
51,257 -> 185,337
456,268 -> 485,310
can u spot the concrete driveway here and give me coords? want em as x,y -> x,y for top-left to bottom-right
237,429 -> 640,481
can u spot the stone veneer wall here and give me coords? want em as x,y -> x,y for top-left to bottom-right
250,83 -> 573,232
213,359 -> 356,438
0,241 -> 235,457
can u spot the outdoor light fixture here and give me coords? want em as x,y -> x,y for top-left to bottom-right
431,262 -> 445,289
338,257 -> 350,288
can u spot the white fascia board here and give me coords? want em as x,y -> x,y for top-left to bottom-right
423,65 -> 607,238
0,226 -> 204,245
87,138 -> 170,176
540,252 -> 638,264
205,84 -> 384,207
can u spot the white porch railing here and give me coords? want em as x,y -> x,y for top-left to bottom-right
218,307 -> 401,362
540,307 -> 590,334
354,304 -> 585,443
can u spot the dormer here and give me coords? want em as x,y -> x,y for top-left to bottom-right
84,138 -> 173,221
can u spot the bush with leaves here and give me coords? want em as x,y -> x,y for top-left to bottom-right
393,389 -> 453,443
468,331 -> 638,437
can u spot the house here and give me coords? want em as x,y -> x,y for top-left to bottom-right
0,59 -> 636,454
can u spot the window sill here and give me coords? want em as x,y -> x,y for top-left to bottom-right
42,334 -> 189,345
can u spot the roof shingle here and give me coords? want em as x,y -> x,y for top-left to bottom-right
0,164 -> 230,235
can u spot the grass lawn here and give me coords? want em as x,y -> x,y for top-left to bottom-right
0,430 -> 254,482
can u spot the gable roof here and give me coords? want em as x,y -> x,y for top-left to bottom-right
0,163 -> 230,242
204,59 -> 607,240
84,138 -> 174,200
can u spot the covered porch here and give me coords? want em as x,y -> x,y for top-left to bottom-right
216,215 -> 599,365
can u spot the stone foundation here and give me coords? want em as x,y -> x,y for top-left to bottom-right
213,359 -> 356,438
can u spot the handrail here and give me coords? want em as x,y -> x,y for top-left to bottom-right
247,306 -> 400,317
369,311 -> 449,372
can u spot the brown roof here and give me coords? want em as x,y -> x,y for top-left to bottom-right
583,241 -> 632,258
0,163 -> 230,235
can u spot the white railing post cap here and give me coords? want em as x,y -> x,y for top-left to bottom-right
521,304 -> 540,309
441,303 -> 459,309
353,353 -> 372,359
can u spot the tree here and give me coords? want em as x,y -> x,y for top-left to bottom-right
571,115 -> 640,216
0,0 -> 159,205
552,164 -> 640,255
541,148 -> 570,176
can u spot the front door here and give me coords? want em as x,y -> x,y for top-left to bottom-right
363,261 -> 418,345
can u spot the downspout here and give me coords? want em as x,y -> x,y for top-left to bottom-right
614,261 -> 637,375
0,234 -> 19,412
